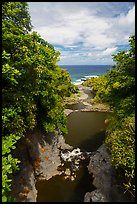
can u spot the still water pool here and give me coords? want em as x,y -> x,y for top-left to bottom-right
36,159 -> 95,202
36,111 -> 110,202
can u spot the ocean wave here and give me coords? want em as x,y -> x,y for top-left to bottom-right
84,75 -> 99,78
73,81 -> 83,85
72,75 -> 99,85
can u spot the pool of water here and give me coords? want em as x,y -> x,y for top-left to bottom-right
36,159 -> 96,202
65,111 -> 110,151
36,111 -> 110,202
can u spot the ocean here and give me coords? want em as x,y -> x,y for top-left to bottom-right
59,65 -> 112,85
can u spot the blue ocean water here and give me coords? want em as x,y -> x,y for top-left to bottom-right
59,65 -> 112,85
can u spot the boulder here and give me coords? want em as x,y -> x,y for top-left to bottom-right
86,143 -> 132,202
84,190 -> 108,202
10,128 -> 73,202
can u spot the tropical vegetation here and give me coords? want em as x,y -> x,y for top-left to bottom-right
2,2 -> 77,202
83,35 -> 135,198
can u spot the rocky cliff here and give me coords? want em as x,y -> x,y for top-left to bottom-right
10,129 -> 73,202
10,85 -> 114,202
84,144 -> 131,202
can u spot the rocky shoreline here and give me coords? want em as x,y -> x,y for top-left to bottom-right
64,84 -> 111,116
10,85 -> 125,202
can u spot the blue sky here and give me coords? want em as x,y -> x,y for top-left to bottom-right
28,2 -> 135,65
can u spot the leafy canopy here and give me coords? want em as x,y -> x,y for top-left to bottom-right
83,35 -> 135,198
2,2 -> 76,202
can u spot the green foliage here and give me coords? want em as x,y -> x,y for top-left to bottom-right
82,75 -> 110,104
2,2 -> 32,34
2,134 -> 21,202
2,2 -> 76,201
105,115 -> 135,195
112,36 -> 135,77
83,36 -> 135,198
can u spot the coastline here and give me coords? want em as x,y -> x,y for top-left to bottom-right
64,83 -> 111,115
72,75 -> 99,85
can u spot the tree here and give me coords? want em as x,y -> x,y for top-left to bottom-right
83,35 -> 135,198
2,2 -> 76,201
2,2 -> 32,34
104,37 -> 135,197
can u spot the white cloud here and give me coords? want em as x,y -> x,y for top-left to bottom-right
102,47 -> 118,55
28,2 -> 135,64
119,5 -> 135,25
105,5 -> 135,44
84,34 -> 116,49
35,26 -> 80,46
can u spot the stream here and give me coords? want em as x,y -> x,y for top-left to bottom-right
36,110 -> 110,202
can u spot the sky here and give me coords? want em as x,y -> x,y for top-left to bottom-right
28,2 -> 135,65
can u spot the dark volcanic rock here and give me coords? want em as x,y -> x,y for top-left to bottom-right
10,128 -> 73,202
85,143 -> 133,202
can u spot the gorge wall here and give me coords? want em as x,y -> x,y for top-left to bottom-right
11,85 -> 124,202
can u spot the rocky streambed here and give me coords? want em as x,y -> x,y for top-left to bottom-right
10,85 -> 130,202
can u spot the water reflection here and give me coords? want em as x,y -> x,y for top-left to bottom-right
65,111 -> 109,151
36,111 -> 109,202
36,160 -> 95,202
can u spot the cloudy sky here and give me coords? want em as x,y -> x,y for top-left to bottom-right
28,2 -> 135,65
